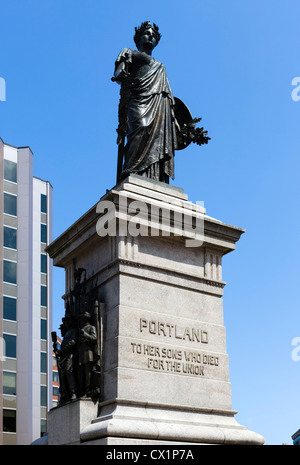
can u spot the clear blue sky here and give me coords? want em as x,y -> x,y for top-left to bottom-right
1,0 -> 300,446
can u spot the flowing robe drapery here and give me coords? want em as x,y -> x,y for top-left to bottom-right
114,48 -> 177,182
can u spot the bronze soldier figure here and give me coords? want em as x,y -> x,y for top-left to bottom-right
54,312 -> 78,403
77,310 -> 97,397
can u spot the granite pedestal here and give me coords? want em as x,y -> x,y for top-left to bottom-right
44,175 -> 264,445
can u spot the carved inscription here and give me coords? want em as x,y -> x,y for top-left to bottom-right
128,318 -> 220,378
139,318 -> 208,343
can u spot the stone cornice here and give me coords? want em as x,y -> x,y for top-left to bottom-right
46,176 -> 245,264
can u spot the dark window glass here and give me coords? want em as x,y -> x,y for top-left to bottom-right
3,334 -> 16,358
41,254 -> 47,273
41,319 -> 47,339
3,226 -> 17,249
41,385 -> 47,407
41,419 -> 47,436
3,371 -> 16,395
4,160 -> 17,183
41,224 -> 47,243
41,286 -> 47,307
4,193 -> 17,216
3,296 -> 16,321
3,260 -> 17,284
41,194 -> 47,213
3,409 -> 16,432
41,352 -> 47,373
53,386 -> 59,397
53,372 -> 59,383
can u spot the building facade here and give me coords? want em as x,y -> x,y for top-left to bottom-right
0,138 -> 53,445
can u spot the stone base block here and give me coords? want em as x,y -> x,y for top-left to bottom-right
80,401 -> 264,445
47,399 -> 98,445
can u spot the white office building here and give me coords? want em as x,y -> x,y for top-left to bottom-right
0,138 -> 53,445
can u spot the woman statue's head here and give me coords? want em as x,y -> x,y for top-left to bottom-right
134,21 -> 161,51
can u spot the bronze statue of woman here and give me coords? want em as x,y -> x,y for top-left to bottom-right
112,22 -> 177,184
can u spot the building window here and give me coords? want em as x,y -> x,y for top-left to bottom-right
3,371 -> 16,396
3,226 -> 17,249
41,254 -> 47,273
41,194 -> 47,213
3,409 -> 16,433
3,296 -> 17,321
4,160 -> 17,183
41,352 -> 47,373
41,285 -> 47,307
41,224 -> 47,243
41,385 -> 47,407
53,371 -> 59,383
41,319 -> 47,340
41,419 -> 47,437
4,193 -> 17,216
3,260 -> 17,284
3,334 -> 17,359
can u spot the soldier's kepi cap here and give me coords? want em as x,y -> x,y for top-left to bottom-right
79,311 -> 91,319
